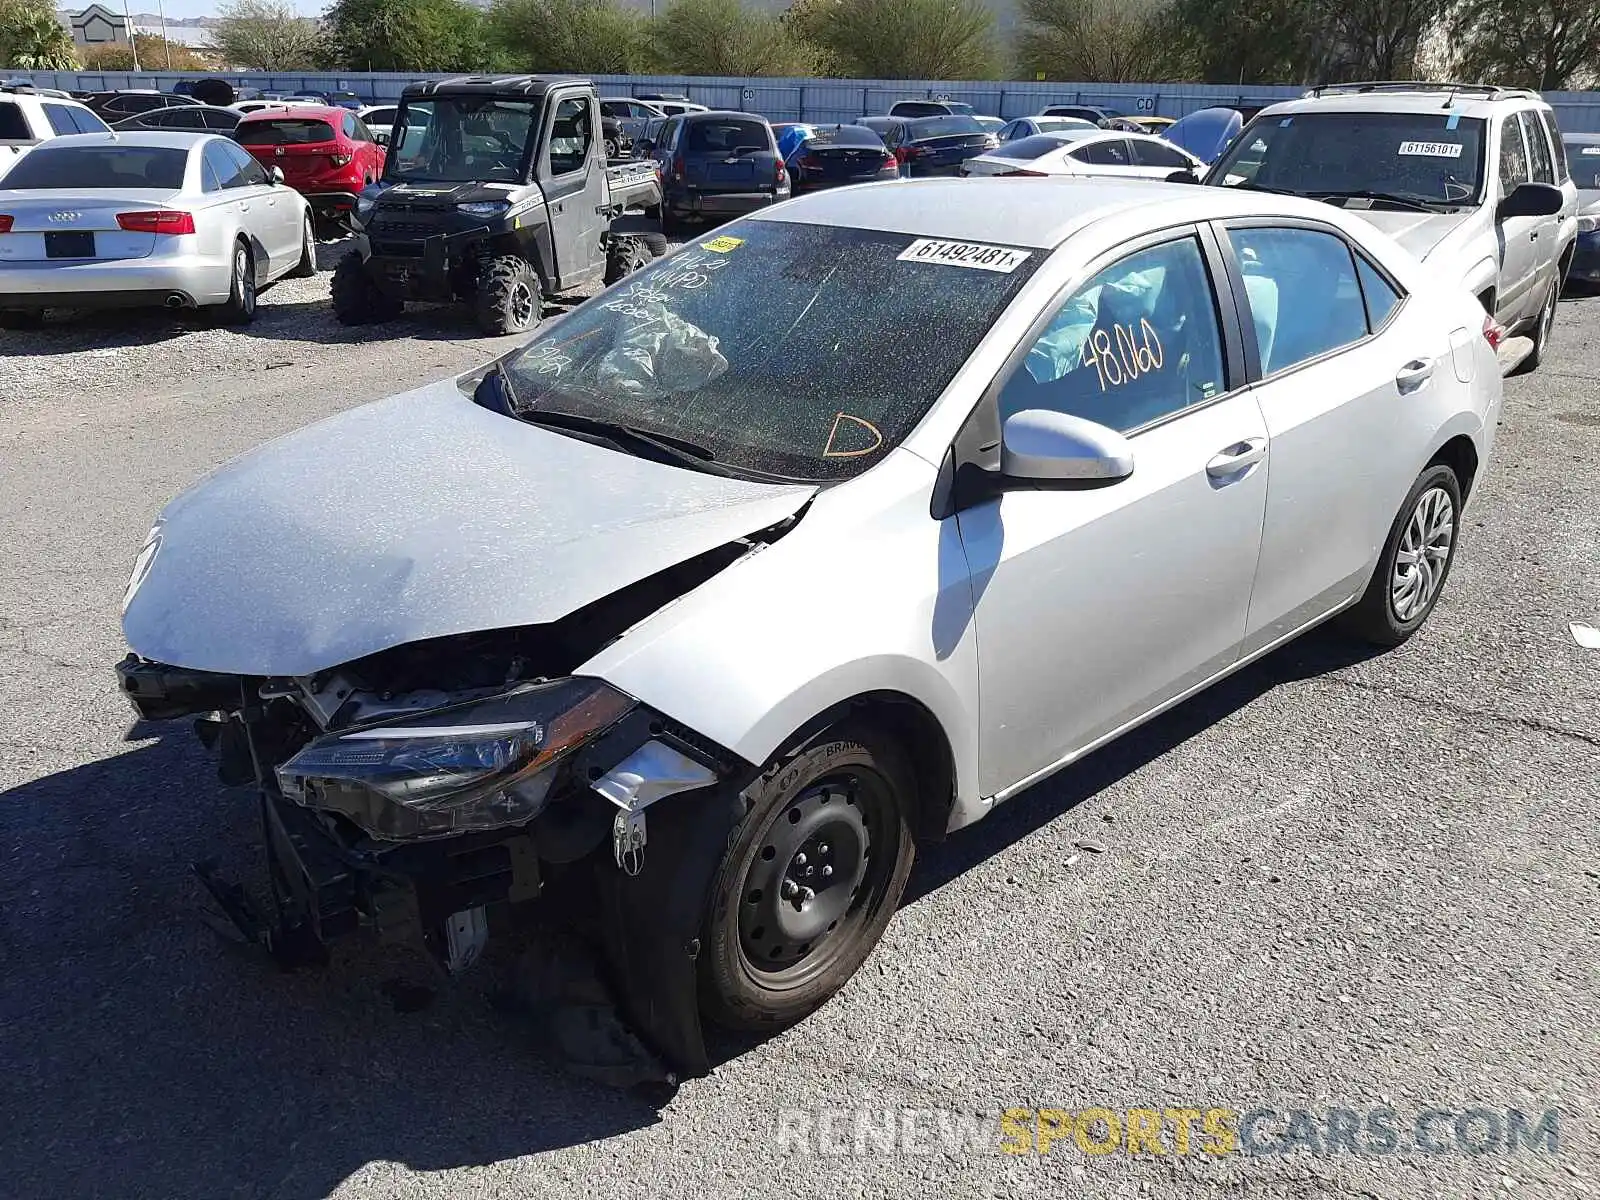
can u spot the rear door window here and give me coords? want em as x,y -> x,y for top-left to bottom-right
43,104 -> 79,136
1518,110 -> 1553,184
1129,138 -> 1190,168
200,108 -> 239,130
1227,226 -> 1368,375
1074,138 -> 1132,166
221,140 -> 269,186
1355,254 -> 1403,331
69,106 -> 109,133
0,101 -> 31,140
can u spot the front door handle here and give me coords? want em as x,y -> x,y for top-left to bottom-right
1395,357 -> 1435,394
1530,230 -> 1540,241
1205,437 -> 1267,478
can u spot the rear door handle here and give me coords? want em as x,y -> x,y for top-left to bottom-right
1205,437 -> 1267,478
1395,357 -> 1435,394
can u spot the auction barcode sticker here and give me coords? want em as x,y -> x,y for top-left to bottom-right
897,239 -> 1032,272
1398,141 -> 1464,158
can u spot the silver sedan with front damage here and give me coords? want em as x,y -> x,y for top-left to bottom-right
0,131 -> 315,325
116,178 -> 1501,1085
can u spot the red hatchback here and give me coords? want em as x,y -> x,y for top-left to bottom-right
233,106 -> 385,232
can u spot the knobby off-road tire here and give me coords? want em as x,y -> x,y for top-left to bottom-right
473,255 -> 542,336
330,251 -> 403,325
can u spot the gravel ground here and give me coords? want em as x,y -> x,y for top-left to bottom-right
1,243 -> 1597,1200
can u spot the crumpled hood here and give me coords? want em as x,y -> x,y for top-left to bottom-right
122,378 -> 815,676
1346,208 -> 1475,262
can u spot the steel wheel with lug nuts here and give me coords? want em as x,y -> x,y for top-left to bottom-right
1341,463 -> 1463,646
700,728 -> 915,1031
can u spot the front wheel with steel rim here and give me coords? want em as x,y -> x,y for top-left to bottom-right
1341,463 -> 1463,646
214,240 -> 257,325
1512,278 -> 1558,375
700,728 -> 915,1032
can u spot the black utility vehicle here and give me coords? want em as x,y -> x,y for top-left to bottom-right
332,75 -> 665,336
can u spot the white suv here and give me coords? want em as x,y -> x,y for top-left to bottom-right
0,85 -> 110,178
1204,82 -> 1579,373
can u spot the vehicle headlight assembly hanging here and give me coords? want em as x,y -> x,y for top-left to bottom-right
276,678 -> 635,840
457,200 -> 512,217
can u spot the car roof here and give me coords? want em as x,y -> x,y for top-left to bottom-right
29,131 -> 211,151
403,75 -> 586,100
758,177 -> 1352,250
1256,89 -> 1546,120
237,104 -> 346,121
680,109 -> 767,121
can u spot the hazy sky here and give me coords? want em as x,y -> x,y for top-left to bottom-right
119,0 -> 325,20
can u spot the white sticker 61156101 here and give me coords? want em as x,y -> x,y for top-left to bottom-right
1398,140 -> 1464,158
897,238 -> 1032,272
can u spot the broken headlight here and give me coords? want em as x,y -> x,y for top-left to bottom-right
276,678 -> 634,840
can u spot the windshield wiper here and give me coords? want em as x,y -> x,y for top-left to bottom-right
518,408 -> 716,464
1310,189 -> 1446,212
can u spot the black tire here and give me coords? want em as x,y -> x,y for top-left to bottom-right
642,232 -> 669,256
1510,277 -> 1558,375
212,239 -> 257,325
1340,464 -> 1463,647
474,254 -> 542,335
330,250 -> 403,325
643,202 -> 661,221
699,726 -> 915,1032
0,310 -> 44,330
289,214 -> 317,278
605,136 -> 620,161
603,236 -> 652,286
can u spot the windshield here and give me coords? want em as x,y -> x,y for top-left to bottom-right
236,118 -> 335,145
387,97 -> 537,183
502,222 -> 1041,481
1,145 -> 188,189
1209,111 -> 1488,205
908,115 -> 984,139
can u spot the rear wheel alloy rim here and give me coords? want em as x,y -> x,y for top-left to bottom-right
509,281 -> 534,326
1391,486 -> 1453,621
236,247 -> 254,313
738,774 -> 885,981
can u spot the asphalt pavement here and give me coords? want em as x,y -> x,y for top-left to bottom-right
0,258 -> 1596,1200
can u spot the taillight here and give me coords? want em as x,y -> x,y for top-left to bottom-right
903,145 -> 924,158
798,153 -> 820,169
1482,314 -> 1505,349
0,215 -> 12,233
329,152 -> 353,167
775,159 -> 787,185
117,210 -> 195,235
882,152 -> 898,170
673,155 -> 684,181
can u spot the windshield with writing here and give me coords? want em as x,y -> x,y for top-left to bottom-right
1209,112 -> 1487,205
387,97 -> 537,183
503,222 -> 1040,481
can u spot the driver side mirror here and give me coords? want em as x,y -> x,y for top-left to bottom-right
1497,181 -> 1563,220
1165,167 -> 1200,184
374,132 -> 389,146
268,165 -> 285,185
1001,410 -> 1134,487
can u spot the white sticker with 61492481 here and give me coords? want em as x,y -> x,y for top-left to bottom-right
897,238 -> 1032,272
1398,140 -> 1464,158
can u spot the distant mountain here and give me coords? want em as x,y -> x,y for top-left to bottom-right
55,8 -> 216,26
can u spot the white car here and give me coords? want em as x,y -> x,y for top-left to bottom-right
1204,82 -> 1579,372
0,132 -> 315,326
118,178 -> 1500,1078
962,129 -> 1205,179
997,116 -> 1099,142
0,85 -> 111,179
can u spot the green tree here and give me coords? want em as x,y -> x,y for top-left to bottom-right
655,0 -> 815,76
1166,0 -> 1318,83
487,0 -> 652,74
0,0 -> 77,70
1311,0 -> 1449,80
1448,0 -> 1600,89
81,34 -> 212,70
1017,0 -> 1192,81
789,0 -> 998,79
210,0 -> 325,70
324,0 -> 489,72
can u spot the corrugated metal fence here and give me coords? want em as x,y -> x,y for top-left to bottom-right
11,70 -> 1600,131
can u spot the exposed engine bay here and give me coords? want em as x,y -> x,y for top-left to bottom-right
113,529 -> 793,1087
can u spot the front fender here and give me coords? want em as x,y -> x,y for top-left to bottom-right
580,449 -> 985,827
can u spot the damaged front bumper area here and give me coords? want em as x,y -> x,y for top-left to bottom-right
115,651 -> 749,1081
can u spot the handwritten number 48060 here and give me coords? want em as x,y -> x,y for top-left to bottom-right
1081,319 -> 1164,391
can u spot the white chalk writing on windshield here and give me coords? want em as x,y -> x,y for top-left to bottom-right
521,343 -> 572,376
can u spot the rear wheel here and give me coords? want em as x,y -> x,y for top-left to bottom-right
473,255 -> 542,335
212,240 -> 257,325
330,250 -> 403,325
605,136 -> 621,161
1340,464 -> 1462,646
603,236 -> 653,286
289,214 -> 317,278
1511,278 -> 1558,375
699,727 -> 915,1032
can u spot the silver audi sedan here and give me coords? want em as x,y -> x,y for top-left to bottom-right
0,131 -> 314,325
117,179 -> 1500,1079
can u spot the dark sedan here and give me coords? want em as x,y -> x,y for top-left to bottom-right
860,114 -> 998,177
112,105 -> 243,134
786,123 -> 900,192
1563,132 -> 1600,287
643,110 -> 790,232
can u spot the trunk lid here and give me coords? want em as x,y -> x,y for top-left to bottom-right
0,189 -> 174,261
